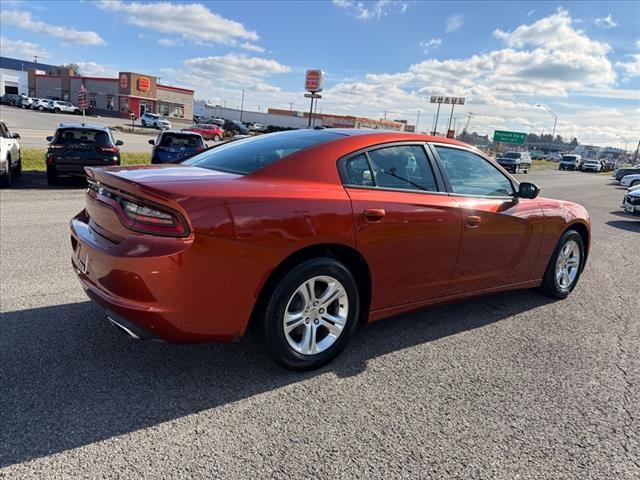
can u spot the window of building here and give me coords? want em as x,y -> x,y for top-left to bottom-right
120,97 -> 129,112
106,95 -> 114,110
172,104 -> 184,118
435,146 -> 514,197
158,103 -> 170,116
89,95 -> 97,109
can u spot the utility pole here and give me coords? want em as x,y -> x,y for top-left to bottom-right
463,112 -> 474,132
633,138 -> 640,165
415,109 -> 421,133
240,89 -> 245,122
433,104 -> 441,135
383,111 -> 387,120
537,104 -> 557,157
289,102 -> 293,111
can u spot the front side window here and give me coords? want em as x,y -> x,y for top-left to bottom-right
435,146 -> 514,197
367,145 -> 437,192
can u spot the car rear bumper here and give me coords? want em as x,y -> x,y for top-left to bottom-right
70,209 -> 257,343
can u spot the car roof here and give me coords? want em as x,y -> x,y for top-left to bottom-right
161,129 -> 201,136
57,123 -> 110,131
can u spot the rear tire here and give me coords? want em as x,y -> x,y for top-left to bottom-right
142,120 -> 147,127
213,134 -> 220,142
38,106 -> 44,111
539,230 -> 584,299
258,258 -> 360,371
54,108 -> 61,113
14,156 -> 22,176
46,166 -> 59,185
0,160 -> 11,188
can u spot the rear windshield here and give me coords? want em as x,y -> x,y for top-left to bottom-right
159,133 -> 204,147
501,152 -> 521,159
184,130 -> 342,175
54,128 -> 113,146
562,155 -> 577,162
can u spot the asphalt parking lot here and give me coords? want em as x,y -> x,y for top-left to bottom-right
1,169 -> 638,479
0,105 -> 186,152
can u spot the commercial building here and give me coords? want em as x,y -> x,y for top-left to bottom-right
0,56 -> 56,95
27,68 -> 194,122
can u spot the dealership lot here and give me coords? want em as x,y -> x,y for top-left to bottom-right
1,170 -> 638,478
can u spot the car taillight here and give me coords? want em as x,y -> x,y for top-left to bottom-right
196,146 -> 205,152
87,181 -> 189,237
101,146 -> 119,153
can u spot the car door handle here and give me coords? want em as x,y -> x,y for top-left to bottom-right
465,215 -> 482,227
363,208 -> 386,222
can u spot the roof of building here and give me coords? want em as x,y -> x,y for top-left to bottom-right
0,56 -> 57,73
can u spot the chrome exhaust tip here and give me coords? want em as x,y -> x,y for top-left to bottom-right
108,317 -> 141,339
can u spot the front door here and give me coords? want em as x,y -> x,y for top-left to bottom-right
431,145 -> 544,295
342,144 -> 462,311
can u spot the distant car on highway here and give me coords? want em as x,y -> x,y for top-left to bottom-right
140,113 -> 171,130
149,130 -> 205,164
182,124 -> 224,141
48,100 -> 81,114
621,188 -> 640,215
496,151 -> 531,174
559,154 -> 582,171
581,159 -> 602,173
45,123 -> 123,185
0,120 -> 22,188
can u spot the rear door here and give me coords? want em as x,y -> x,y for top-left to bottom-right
430,144 -> 544,294
341,143 -> 462,311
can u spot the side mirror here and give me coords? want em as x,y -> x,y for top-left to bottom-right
46,136 -> 53,142
115,140 -> 124,146
517,182 -> 540,199
12,133 -> 20,139
148,139 -> 155,145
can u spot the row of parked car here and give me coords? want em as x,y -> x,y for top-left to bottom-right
1,93 -> 82,114
194,115 -> 268,135
612,165 -> 640,216
558,154 -> 617,172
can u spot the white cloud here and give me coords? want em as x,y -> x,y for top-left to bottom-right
0,10 -> 106,45
493,8 -> 610,55
594,14 -> 617,29
615,54 -> 640,78
97,0 -> 258,47
76,61 -> 118,77
419,38 -> 442,54
157,38 -> 179,47
445,14 -> 463,33
239,42 -> 266,53
0,36 -> 49,59
332,0 -> 408,20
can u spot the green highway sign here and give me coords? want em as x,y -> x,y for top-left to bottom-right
493,130 -> 526,144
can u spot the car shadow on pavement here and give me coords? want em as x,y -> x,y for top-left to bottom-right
1,290 -> 553,467
8,171 -> 87,190
606,220 -> 640,232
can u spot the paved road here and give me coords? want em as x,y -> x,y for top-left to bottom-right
1,170 -> 638,479
0,105 -> 192,152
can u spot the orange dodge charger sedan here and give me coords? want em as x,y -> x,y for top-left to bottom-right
70,129 -> 590,370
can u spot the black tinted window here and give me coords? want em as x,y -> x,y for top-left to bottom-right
435,147 -> 514,197
54,129 -> 112,146
184,130 -> 342,174
345,154 -> 374,186
367,145 -> 437,192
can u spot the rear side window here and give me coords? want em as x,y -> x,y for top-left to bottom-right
435,146 -> 514,197
54,129 -> 113,146
345,154 -> 374,186
368,146 -> 437,191
160,133 -> 204,147
184,130 -> 342,175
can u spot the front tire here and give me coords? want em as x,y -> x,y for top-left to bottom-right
14,156 -> 22,176
141,120 -> 147,127
0,160 -> 11,188
213,134 -> 220,142
539,230 -> 584,299
259,258 -> 360,370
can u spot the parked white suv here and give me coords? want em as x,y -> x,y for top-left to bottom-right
49,100 -> 81,114
0,120 -> 22,187
140,113 -> 171,129
32,98 -> 52,111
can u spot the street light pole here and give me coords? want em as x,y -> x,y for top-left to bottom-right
463,112 -> 474,132
415,109 -> 421,133
240,89 -> 245,122
537,104 -> 558,158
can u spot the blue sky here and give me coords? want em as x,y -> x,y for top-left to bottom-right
1,0 -> 639,147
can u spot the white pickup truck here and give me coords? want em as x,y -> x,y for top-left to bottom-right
0,120 -> 22,187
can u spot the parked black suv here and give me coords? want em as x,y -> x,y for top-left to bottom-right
223,119 -> 249,135
45,124 -> 123,185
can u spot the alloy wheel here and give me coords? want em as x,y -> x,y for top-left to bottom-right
555,240 -> 580,289
283,275 -> 349,356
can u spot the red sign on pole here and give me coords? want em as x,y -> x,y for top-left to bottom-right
305,69 -> 324,93
447,129 -> 455,139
